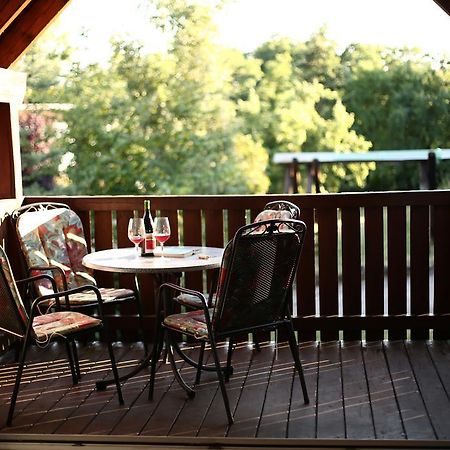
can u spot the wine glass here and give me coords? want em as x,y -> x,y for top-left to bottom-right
128,218 -> 145,256
154,217 -> 171,258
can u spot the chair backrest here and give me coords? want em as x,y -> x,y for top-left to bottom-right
260,200 -> 300,219
0,246 -> 29,339
212,218 -> 306,336
254,201 -> 300,224
13,203 -> 95,295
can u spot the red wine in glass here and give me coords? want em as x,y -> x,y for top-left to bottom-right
154,217 -> 171,257
130,236 -> 144,245
155,234 -> 170,244
128,218 -> 145,256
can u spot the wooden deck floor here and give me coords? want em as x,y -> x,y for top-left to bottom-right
1,340 -> 450,442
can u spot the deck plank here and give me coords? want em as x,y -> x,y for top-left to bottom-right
316,341 -> 345,439
1,339 -> 449,441
168,344 -> 222,437
82,343 -> 151,435
227,342 -> 275,437
257,342 -> 295,438
405,340 -> 450,439
48,342 -> 132,435
0,342 -> 67,432
287,341 -> 319,438
26,342 -> 129,434
383,340 -> 435,439
341,341 -> 375,439
139,346 -> 199,436
197,342 -> 254,437
363,341 -> 405,439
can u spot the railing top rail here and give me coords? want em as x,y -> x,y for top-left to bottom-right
274,149 -> 450,164
25,190 -> 450,211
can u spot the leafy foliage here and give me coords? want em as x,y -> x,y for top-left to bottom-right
16,1 -> 450,195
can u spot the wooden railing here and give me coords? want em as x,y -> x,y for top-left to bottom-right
23,190 -> 450,342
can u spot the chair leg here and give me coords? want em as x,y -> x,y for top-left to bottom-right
210,336 -> 233,425
104,331 -> 124,405
195,341 -> 205,385
166,333 -> 194,398
71,340 -> 81,380
7,339 -> 30,426
133,275 -> 148,355
225,337 -> 234,382
285,323 -> 309,404
252,332 -> 261,352
148,322 -> 165,400
65,340 -> 78,385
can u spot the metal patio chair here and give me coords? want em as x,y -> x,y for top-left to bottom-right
175,200 -> 301,311
149,217 -> 309,424
174,200 -> 301,359
0,245 -> 123,426
12,202 -> 147,350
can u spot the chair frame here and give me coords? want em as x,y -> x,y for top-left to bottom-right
11,202 -> 148,350
263,199 -> 301,219
149,218 -> 309,424
0,266 -> 124,426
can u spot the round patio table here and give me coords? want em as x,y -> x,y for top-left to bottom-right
82,246 -> 223,390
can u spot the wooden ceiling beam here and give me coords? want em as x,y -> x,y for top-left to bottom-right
433,0 -> 450,16
0,0 -> 70,68
0,0 -> 32,35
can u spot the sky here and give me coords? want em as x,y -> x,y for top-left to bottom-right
55,0 -> 449,64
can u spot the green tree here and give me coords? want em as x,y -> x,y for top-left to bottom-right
64,0 -> 269,195
250,36 -> 372,192
14,28 -> 71,194
341,46 -> 450,189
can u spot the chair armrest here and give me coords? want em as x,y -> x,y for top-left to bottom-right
16,274 -> 58,293
29,284 -> 105,319
28,265 -> 68,291
158,282 -> 209,317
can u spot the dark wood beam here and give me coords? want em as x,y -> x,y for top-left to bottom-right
433,0 -> 450,16
0,0 -> 71,68
0,0 -> 32,35
0,103 -> 15,198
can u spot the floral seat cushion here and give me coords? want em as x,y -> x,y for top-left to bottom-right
163,309 -> 213,340
39,287 -> 135,307
33,311 -> 101,341
16,207 -> 136,305
16,207 -> 92,294
175,292 -> 217,308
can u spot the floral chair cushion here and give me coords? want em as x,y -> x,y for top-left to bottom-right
39,287 -> 135,308
254,209 -> 293,222
17,207 -> 95,295
33,310 -> 101,341
163,309 -> 211,340
175,292 -> 217,308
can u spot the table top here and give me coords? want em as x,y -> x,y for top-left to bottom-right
82,246 -> 223,274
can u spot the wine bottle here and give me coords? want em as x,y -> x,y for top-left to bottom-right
142,200 -> 156,256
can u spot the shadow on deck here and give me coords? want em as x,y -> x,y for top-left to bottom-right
1,340 -> 450,449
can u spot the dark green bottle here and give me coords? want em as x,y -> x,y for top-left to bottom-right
142,200 -> 156,256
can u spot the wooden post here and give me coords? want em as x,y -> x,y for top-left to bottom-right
0,68 -> 26,201
285,159 -> 299,193
427,151 -> 437,190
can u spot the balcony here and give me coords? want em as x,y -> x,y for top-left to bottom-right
0,191 -> 449,448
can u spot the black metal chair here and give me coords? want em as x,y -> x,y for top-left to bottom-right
11,202 -> 147,351
175,200 -> 301,311
149,218 -> 309,424
0,245 -> 123,426
259,199 -> 301,219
